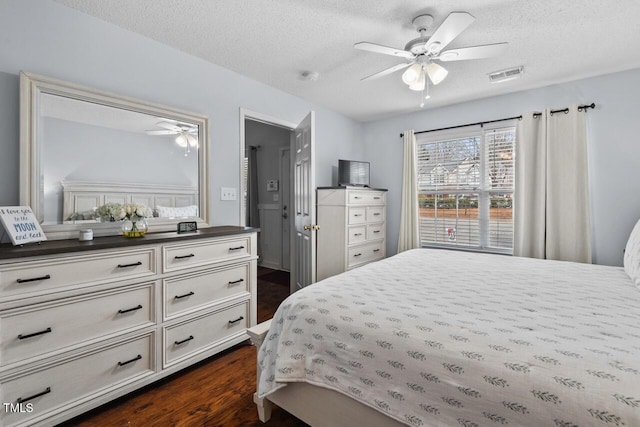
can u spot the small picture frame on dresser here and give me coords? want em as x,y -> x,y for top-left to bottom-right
0,206 -> 47,246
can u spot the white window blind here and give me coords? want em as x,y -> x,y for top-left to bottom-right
416,125 -> 515,253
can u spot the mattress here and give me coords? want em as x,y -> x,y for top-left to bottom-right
257,249 -> 640,427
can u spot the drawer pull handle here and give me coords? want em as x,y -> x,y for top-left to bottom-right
18,327 -> 52,340
373,249 -> 381,253
228,316 -> 244,325
373,230 -> 381,233
117,261 -> 142,268
118,304 -> 143,314
373,197 -> 381,200
354,214 -> 362,217
175,335 -> 194,345
353,233 -> 363,236
174,253 -> 195,260
117,354 -> 142,366
354,253 -> 362,257
16,274 -> 51,284
228,278 -> 245,285
373,213 -> 381,216
175,291 -> 195,299
229,246 -> 245,251
354,196 -> 362,199
17,387 -> 51,404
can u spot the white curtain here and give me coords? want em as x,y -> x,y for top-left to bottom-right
514,105 -> 591,263
397,130 -> 420,253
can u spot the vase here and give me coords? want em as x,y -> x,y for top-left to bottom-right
122,217 -> 148,238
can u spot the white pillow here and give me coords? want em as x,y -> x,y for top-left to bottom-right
156,205 -> 199,218
623,218 -> 640,286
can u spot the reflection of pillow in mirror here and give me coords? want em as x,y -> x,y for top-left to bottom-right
156,205 -> 199,218
624,218 -> 640,287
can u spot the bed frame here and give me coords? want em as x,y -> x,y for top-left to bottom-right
248,320 -> 404,427
61,180 -> 198,221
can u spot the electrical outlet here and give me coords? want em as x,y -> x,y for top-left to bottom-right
221,187 -> 237,201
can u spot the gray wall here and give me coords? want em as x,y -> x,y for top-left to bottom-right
0,0 -> 364,225
363,68 -> 640,266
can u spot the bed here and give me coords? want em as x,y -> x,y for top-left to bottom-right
252,222 -> 640,427
61,180 -> 198,222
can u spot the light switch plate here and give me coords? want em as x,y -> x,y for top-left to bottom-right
221,187 -> 237,201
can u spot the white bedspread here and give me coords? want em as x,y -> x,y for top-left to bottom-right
258,249 -> 640,427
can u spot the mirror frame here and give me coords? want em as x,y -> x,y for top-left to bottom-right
19,71 -> 210,240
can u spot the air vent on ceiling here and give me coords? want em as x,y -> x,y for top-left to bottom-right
488,66 -> 523,83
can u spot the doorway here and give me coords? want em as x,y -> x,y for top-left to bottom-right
240,108 -> 316,297
243,119 -> 292,272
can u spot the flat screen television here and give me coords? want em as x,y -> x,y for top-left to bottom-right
338,159 -> 370,187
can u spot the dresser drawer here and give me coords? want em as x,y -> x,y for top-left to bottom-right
0,248 -> 155,300
347,242 -> 385,268
163,236 -> 251,273
1,283 -> 154,368
0,333 -> 154,427
348,191 -> 385,205
164,302 -> 248,367
366,206 -> 385,222
347,207 -> 366,225
347,226 -> 366,245
367,223 -> 385,241
164,263 -> 250,320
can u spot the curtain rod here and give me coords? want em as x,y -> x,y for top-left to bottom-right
399,103 -> 596,138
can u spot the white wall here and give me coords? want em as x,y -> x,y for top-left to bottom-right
0,0 -> 364,225
363,68 -> 640,266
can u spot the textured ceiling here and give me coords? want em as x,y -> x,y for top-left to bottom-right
54,0 -> 640,122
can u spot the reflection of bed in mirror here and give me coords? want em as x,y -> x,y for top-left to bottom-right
62,180 -> 198,223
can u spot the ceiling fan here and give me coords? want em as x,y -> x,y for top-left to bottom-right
355,12 -> 508,92
146,121 -> 198,155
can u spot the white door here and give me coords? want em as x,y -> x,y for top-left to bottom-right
280,148 -> 291,271
292,112 -> 316,292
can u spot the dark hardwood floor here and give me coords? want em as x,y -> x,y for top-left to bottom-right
60,267 -> 307,427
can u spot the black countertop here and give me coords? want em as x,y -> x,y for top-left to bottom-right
0,226 -> 258,260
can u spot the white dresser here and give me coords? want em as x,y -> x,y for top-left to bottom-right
316,188 -> 387,281
0,227 -> 257,427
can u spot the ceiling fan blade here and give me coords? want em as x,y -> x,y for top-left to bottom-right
145,130 -> 176,135
425,12 -> 475,55
156,121 -> 182,131
438,42 -> 508,61
354,42 -> 415,60
361,62 -> 411,81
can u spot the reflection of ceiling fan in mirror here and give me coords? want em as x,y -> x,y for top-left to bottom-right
146,121 -> 198,156
355,12 -> 507,96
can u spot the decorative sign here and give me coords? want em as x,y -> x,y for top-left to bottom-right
0,206 -> 47,245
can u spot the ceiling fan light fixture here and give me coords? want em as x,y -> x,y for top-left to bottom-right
426,62 -> 448,85
186,134 -> 198,148
408,69 -> 426,91
401,63 -> 423,85
175,134 -> 188,148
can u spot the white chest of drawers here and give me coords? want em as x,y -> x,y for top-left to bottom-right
316,188 -> 387,281
0,227 -> 257,427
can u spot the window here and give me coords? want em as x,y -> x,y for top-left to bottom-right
416,124 -> 515,253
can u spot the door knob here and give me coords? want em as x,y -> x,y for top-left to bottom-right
304,225 -> 311,230
303,224 -> 320,231
282,213 -> 288,219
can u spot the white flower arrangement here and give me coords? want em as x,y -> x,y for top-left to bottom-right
97,202 -> 153,222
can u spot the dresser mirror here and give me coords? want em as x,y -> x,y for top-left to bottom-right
20,72 -> 210,239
